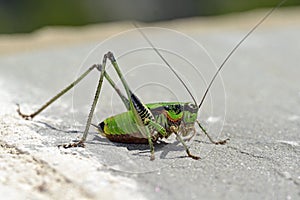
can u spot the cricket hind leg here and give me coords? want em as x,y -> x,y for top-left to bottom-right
100,69 -> 130,110
62,51 -> 154,151
17,51 -> 131,149
17,64 -> 101,120
60,53 -> 110,148
196,120 -> 229,145
106,52 -> 161,160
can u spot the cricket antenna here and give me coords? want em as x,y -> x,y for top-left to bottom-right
133,22 -> 198,106
198,0 -> 287,109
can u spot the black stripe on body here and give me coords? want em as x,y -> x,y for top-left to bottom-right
130,92 -> 154,124
98,121 -> 105,132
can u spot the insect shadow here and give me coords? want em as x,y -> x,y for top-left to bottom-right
35,121 -> 81,134
35,120 -> 184,159
91,134 -> 187,159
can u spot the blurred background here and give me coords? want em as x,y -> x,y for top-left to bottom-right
0,0 -> 299,34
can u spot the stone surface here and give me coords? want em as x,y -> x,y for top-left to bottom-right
0,7 -> 299,200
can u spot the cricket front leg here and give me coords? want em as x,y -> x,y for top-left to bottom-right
144,118 -> 170,160
171,126 -> 200,160
181,127 -> 196,142
196,120 -> 229,145
147,130 -> 155,161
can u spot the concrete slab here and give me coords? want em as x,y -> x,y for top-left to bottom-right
0,7 -> 299,200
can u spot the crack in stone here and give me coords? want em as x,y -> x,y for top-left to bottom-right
227,145 -> 267,159
227,145 -> 300,188
275,169 -> 300,187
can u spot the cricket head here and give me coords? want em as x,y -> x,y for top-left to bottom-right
175,102 -> 198,137
182,102 -> 199,125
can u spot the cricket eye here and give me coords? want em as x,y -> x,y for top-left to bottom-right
189,103 -> 197,109
188,103 -> 197,110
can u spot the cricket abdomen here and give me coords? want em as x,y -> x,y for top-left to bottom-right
96,111 -> 152,144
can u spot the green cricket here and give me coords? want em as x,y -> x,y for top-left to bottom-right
17,0 -> 286,160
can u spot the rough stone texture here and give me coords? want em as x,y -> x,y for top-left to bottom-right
0,7 -> 299,200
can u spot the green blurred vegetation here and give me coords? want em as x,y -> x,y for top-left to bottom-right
0,0 -> 299,34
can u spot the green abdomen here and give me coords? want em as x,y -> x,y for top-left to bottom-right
98,111 -> 150,143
